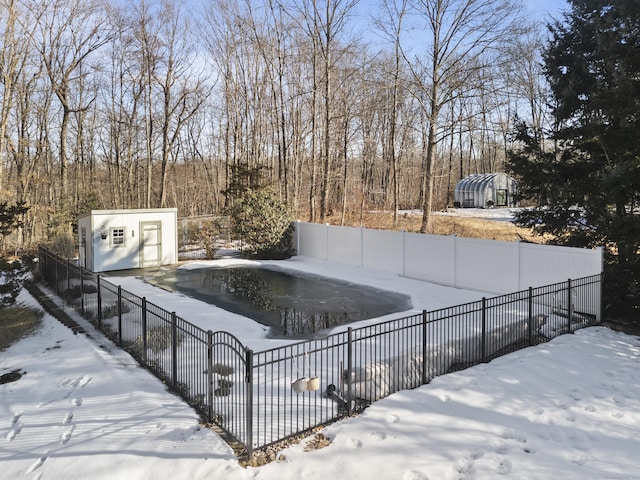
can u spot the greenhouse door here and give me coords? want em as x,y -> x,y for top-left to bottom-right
496,189 -> 508,207
140,221 -> 162,268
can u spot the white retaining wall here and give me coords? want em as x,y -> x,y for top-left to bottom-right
294,221 -> 603,294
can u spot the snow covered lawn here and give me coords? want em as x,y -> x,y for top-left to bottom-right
2,285 -> 639,480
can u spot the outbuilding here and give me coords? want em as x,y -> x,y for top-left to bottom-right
454,173 -> 518,208
78,208 -> 178,272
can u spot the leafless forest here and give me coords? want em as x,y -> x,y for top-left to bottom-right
0,0 -> 551,249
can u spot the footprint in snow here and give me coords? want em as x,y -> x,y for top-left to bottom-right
26,455 -> 47,473
59,378 -> 73,388
369,431 -> 387,441
466,448 -> 484,460
611,397 -> 625,407
60,376 -> 92,390
500,428 -> 527,444
63,412 -> 74,425
11,411 -> 23,426
403,470 -> 429,480
568,391 -> 582,401
6,424 -> 22,441
496,458 -> 512,475
347,438 -> 362,448
61,427 -> 74,445
455,459 -> 474,477
79,375 -> 92,388
386,414 -> 399,424
72,397 -> 82,406
584,405 -> 596,413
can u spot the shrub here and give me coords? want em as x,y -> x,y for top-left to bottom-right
193,219 -> 224,259
0,257 -> 30,307
64,283 -> 98,299
228,185 -> 294,259
133,325 -> 184,353
101,302 -> 131,319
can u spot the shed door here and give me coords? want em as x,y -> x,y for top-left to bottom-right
140,221 -> 162,268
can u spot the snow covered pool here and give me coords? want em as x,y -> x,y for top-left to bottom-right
143,265 -> 412,337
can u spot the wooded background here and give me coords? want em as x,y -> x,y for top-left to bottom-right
0,0 -> 551,250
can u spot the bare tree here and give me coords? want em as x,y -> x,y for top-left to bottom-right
35,0 -> 110,202
0,0 -> 23,198
404,0 -> 525,232
153,1 -> 209,208
284,0 -> 360,222
374,0 -> 409,227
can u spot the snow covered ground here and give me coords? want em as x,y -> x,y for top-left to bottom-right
3,261 -> 640,479
403,207 -> 520,222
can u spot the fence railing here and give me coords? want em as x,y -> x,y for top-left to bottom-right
38,246 -> 602,456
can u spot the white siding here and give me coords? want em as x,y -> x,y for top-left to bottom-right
78,208 -> 178,272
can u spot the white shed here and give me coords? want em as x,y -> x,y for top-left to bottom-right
454,173 -> 518,208
78,208 -> 178,272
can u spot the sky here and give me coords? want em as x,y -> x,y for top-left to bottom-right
2,245 -> 640,479
524,0 -> 568,22
350,0 -> 570,55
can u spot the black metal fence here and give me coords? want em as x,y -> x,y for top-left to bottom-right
37,246 -> 602,456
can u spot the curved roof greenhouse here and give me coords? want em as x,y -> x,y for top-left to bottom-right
454,173 -> 518,208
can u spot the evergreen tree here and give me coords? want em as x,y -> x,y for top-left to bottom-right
507,0 -> 640,320
227,185 -> 294,260
0,202 -> 30,306
0,202 -> 29,246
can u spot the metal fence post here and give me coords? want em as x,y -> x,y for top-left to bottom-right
171,312 -> 178,388
207,330 -> 213,422
65,259 -> 71,304
39,247 -> 45,280
97,275 -> 102,329
481,297 -> 487,361
421,310 -> 428,385
567,279 -> 573,333
347,327 -> 353,416
599,273 -> 604,324
245,348 -> 254,457
142,297 -> 148,363
528,287 -> 533,346
80,266 -> 85,316
117,285 -> 123,344
54,253 -> 59,296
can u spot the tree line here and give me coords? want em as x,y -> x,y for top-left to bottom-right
0,0 -> 549,250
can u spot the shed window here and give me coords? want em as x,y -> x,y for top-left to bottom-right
110,227 -> 126,247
